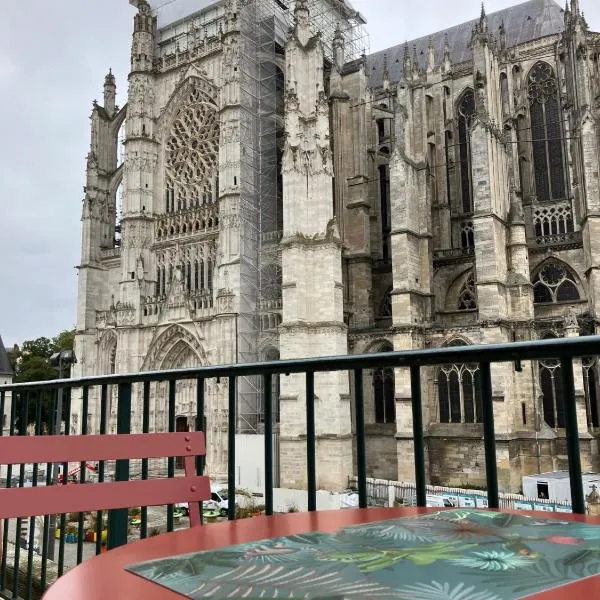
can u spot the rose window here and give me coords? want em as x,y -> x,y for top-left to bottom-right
165,88 -> 219,210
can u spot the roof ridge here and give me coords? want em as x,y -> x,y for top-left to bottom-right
0,335 -> 13,376
367,0 -> 565,88
369,0 -> 560,59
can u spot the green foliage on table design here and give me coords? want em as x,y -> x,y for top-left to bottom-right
319,542 -> 477,572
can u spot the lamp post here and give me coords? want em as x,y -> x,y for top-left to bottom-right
47,349 -> 76,561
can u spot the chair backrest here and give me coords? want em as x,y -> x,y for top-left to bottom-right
0,432 -> 209,527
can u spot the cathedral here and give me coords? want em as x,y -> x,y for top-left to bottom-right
74,0 -> 600,493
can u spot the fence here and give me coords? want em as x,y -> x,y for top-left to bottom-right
1,335 -> 599,598
348,476 -> 573,513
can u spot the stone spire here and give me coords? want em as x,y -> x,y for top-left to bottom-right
443,33 -> 452,72
333,22 -> 345,70
412,44 -> 419,78
402,41 -> 412,76
480,2 -> 488,31
294,0 -> 311,46
473,1 -> 489,43
571,0 -> 580,15
104,68 -> 116,117
499,20 -> 507,50
427,36 -> 435,73
383,53 -> 389,90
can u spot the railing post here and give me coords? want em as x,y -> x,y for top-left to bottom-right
195,378 -> 205,525
195,378 -> 205,476
95,385 -> 108,555
480,362 -> 499,508
263,373 -> 274,516
228,376 -> 236,521
167,380 -> 176,532
410,365 -> 426,508
107,382 -> 131,549
561,357 -> 585,514
354,369 -> 367,509
140,381 -> 150,538
306,372 -> 317,512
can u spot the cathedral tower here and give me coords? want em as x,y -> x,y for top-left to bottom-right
278,1 -> 352,490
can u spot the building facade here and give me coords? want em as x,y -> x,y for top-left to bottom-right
74,0 -> 600,492
0,336 -> 13,440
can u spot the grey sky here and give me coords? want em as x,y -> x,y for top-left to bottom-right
0,0 -> 598,347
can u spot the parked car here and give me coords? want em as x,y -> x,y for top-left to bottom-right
176,485 -> 231,517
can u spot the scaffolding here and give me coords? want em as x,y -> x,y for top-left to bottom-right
295,0 -> 369,61
150,0 -> 369,433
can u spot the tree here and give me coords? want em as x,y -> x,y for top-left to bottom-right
10,328 -> 76,426
14,328 -> 75,383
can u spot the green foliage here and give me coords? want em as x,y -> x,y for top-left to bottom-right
12,327 -> 76,383
10,327 -> 76,425
21,337 -> 55,360
14,355 -> 58,384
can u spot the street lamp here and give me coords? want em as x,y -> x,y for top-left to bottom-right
47,349 -> 77,561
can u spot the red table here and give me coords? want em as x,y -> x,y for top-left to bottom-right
42,508 -> 600,599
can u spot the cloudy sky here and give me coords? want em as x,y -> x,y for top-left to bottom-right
0,0 -> 598,347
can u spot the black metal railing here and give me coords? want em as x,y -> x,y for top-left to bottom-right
1,335 -> 599,598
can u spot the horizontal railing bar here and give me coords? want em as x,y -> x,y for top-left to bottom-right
2,336 -> 600,392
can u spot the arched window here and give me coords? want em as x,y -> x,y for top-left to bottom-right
458,272 -> 477,310
532,261 -> 580,304
500,72 -> 509,117
460,220 -> 474,249
457,89 -> 476,214
528,62 -> 566,202
373,343 -> 395,424
438,339 -> 482,424
538,332 -> 565,428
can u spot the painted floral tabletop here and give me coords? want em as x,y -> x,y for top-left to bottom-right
126,509 -> 600,599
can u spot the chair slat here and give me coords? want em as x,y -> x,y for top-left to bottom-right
0,476 -> 211,520
0,432 -> 205,465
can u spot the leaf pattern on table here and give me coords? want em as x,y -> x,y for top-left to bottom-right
396,581 -> 503,600
188,563 -> 404,599
448,550 -> 534,571
127,509 -> 600,600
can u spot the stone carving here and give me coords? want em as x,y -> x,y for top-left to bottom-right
564,310 -> 579,329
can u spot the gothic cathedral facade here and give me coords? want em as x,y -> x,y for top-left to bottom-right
74,0 -> 600,492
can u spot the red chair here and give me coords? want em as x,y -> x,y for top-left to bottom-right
0,431 -> 210,531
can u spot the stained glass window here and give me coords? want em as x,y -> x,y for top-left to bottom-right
438,339 -> 482,424
528,62 -> 566,202
165,87 -> 219,212
458,89 -> 476,213
532,261 -> 580,304
539,333 -> 565,428
373,343 -> 395,424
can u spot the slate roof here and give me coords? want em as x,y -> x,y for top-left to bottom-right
368,0 -> 566,88
0,336 -> 12,376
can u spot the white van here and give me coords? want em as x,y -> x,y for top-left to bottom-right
176,485 -> 230,517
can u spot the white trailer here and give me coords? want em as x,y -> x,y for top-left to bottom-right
522,471 -> 600,504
